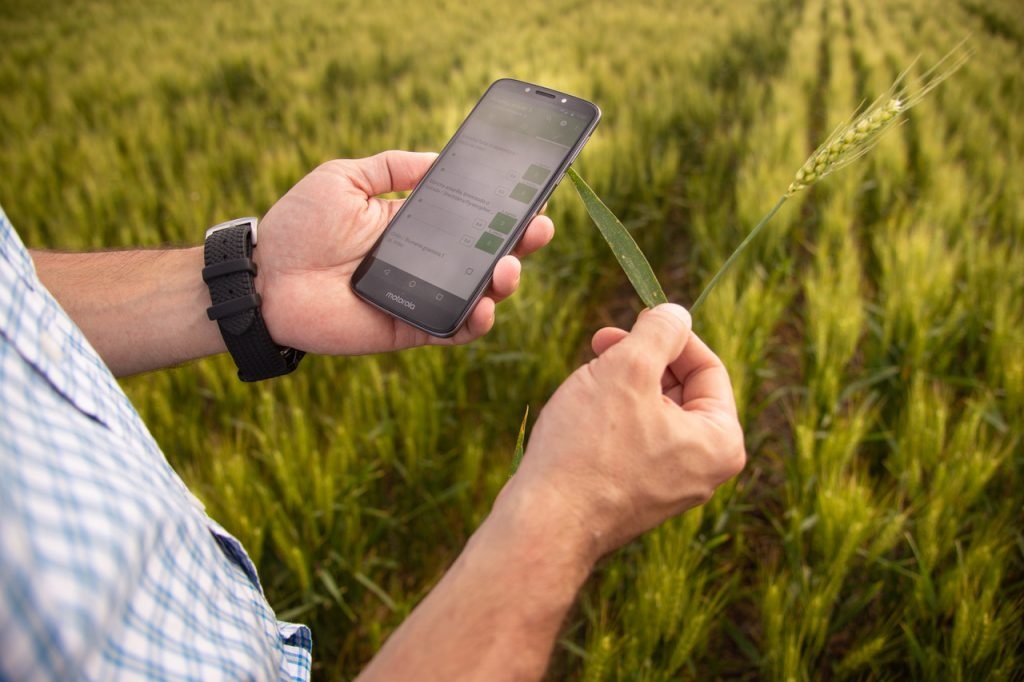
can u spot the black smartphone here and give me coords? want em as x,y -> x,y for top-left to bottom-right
352,78 -> 601,337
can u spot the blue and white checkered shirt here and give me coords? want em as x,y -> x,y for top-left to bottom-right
0,207 -> 312,680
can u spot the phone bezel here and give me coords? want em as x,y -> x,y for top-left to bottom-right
352,78 -> 601,337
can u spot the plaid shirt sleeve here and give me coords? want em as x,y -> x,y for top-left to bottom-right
0,207 -> 312,681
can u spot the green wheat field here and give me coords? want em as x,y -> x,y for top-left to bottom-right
2,0 -> 1022,679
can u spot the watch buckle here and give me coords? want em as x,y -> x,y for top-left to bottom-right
205,216 -> 258,246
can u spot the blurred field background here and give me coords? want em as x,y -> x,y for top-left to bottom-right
2,0 -> 1022,678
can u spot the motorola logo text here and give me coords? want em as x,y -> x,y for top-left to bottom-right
385,292 -> 416,310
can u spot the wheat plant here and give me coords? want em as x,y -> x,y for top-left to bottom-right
570,43 -> 971,316
689,42 -> 970,314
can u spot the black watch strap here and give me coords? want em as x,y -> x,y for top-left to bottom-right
203,217 -> 304,382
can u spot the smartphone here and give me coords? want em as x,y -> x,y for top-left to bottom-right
352,78 -> 601,337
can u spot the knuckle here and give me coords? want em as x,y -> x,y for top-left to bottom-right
692,485 -> 715,507
719,428 -> 747,480
723,445 -> 747,480
612,344 -> 656,380
709,415 -> 745,469
316,158 -> 345,173
649,308 -> 684,333
646,308 -> 689,343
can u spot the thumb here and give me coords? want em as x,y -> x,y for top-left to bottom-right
352,150 -> 438,196
617,303 -> 693,370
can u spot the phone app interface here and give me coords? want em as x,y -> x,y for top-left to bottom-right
367,87 -> 593,312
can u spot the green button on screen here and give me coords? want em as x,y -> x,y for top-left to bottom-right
475,232 -> 503,254
488,212 -> 517,234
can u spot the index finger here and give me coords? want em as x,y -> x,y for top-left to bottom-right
668,331 -> 738,419
511,213 -> 555,258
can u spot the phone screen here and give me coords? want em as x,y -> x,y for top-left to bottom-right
353,78 -> 600,336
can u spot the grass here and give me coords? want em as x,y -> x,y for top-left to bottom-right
1,0 -> 1021,679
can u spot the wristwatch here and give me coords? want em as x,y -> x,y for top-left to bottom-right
203,217 -> 304,381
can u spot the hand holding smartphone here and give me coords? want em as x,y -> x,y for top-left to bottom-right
352,78 -> 601,337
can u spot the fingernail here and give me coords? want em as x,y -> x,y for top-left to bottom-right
658,303 -> 692,326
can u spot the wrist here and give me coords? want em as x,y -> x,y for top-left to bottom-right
487,476 -> 599,581
202,217 -> 304,381
32,247 -> 227,376
184,245 -> 233,358
356,476 -> 596,681
444,477 -> 595,677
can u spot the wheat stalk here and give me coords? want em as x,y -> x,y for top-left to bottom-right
690,41 -> 970,313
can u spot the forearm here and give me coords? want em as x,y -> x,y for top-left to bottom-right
31,248 -> 226,376
358,480 -> 595,681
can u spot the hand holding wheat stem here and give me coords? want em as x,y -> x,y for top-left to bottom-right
689,42 -> 970,313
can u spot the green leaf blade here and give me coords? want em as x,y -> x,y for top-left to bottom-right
567,167 -> 667,309
509,405 -> 529,477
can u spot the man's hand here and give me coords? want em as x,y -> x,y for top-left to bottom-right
504,302 -> 747,561
254,150 -> 554,355
358,303 -> 745,681
32,150 -> 553,376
